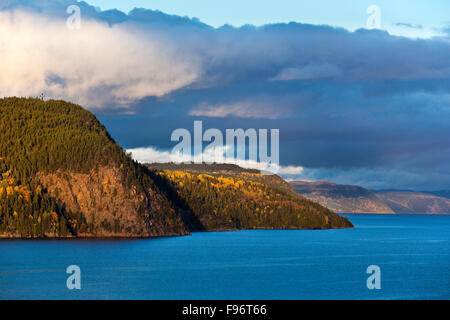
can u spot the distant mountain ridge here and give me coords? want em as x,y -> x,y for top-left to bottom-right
290,180 -> 450,214
375,191 -> 450,214
289,181 -> 394,214
375,189 -> 450,200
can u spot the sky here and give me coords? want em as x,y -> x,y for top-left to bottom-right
0,0 -> 449,190
88,0 -> 450,38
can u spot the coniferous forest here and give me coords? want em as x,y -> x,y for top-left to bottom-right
147,164 -> 353,230
0,97 -> 185,237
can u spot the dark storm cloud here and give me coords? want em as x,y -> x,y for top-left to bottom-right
100,76 -> 450,189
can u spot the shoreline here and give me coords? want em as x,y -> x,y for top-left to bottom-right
0,225 -> 355,240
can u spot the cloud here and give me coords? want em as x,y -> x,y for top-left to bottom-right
393,22 -> 423,29
126,147 -> 173,163
189,101 -> 284,119
276,165 -> 304,175
272,63 -> 342,80
115,77 -> 450,190
127,146 -> 304,175
0,9 -> 200,109
2,2 -> 450,111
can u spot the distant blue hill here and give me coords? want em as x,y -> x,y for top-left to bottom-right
291,181 -> 450,214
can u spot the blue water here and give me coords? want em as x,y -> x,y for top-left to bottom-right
0,214 -> 449,300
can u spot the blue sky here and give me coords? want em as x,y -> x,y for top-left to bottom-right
88,0 -> 449,37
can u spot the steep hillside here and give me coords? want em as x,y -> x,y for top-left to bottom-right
0,97 -> 188,238
146,163 -> 353,230
147,163 -> 299,197
290,181 -> 394,214
375,191 -> 450,214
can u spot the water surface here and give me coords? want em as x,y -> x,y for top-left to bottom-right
1,214 -> 449,299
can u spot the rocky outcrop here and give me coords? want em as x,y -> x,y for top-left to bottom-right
37,166 -> 189,237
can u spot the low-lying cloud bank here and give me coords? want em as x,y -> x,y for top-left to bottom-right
127,146 -> 304,175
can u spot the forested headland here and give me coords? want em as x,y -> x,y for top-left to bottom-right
0,97 -> 352,238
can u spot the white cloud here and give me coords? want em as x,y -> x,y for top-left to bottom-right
189,101 -> 284,119
0,10 -> 200,109
127,147 -> 173,163
276,165 -> 304,175
273,63 -> 342,81
127,146 -> 304,176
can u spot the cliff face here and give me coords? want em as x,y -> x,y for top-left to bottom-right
290,181 -> 394,214
36,166 -> 189,237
